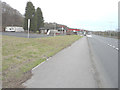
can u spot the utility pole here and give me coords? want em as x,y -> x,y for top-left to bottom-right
28,19 -> 30,38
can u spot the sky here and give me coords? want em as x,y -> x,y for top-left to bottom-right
1,0 -> 119,31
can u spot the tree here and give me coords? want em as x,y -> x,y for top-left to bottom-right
23,2 -> 44,33
2,2 -> 23,31
36,7 -> 44,32
33,7 -> 44,33
33,10 -> 37,32
24,1 -> 35,31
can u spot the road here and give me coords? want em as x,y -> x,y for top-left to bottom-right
2,32 -> 49,38
23,37 -> 98,88
87,35 -> 118,88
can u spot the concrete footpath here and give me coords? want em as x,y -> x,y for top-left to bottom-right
23,37 -> 98,88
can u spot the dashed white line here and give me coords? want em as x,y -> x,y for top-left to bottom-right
115,48 -> 119,50
109,45 -> 112,47
107,44 -> 119,51
112,46 -> 115,48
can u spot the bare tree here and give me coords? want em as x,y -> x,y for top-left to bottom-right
2,2 -> 24,31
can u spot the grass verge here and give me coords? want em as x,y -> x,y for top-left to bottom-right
2,35 -> 82,88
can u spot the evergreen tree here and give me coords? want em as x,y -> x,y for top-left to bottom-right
24,1 -> 35,31
23,17 -> 28,30
36,7 -> 44,31
24,2 -> 44,33
34,10 -> 38,32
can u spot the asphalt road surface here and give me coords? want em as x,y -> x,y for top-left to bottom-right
23,37 -> 98,88
2,32 -> 49,38
87,35 -> 118,88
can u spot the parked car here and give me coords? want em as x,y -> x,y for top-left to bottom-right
5,26 -> 24,32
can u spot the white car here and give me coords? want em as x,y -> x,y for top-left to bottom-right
86,34 -> 92,37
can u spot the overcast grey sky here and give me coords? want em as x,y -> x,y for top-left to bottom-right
1,0 -> 119,31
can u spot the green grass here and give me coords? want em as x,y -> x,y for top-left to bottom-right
2,35 -> 82,88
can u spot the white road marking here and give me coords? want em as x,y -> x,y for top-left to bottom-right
107,44 -> 119,51
116,48 -> 119,50
46,57 -> 52,61
32,61 -> 45,71
32,57 -> 52,71
109,45 -> 112,47
112,46 -> 115,48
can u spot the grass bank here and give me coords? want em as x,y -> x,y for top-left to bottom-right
2,35 -> 82,88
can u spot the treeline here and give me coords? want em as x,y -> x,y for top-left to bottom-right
2,2 -> 24,31
23,1 -> 44,33
93,30 -> 119,39
44,22 -> 68,30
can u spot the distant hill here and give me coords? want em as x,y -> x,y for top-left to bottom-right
2,1 -> 24,31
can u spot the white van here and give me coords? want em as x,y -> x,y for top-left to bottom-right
5,26 -> 24,32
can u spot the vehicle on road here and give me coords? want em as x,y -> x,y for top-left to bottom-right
86,32 -> 92,37
86,34 -> 92,37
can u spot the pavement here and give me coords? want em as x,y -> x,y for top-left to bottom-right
23,37 -> 98,88
88,35 -> 118,88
